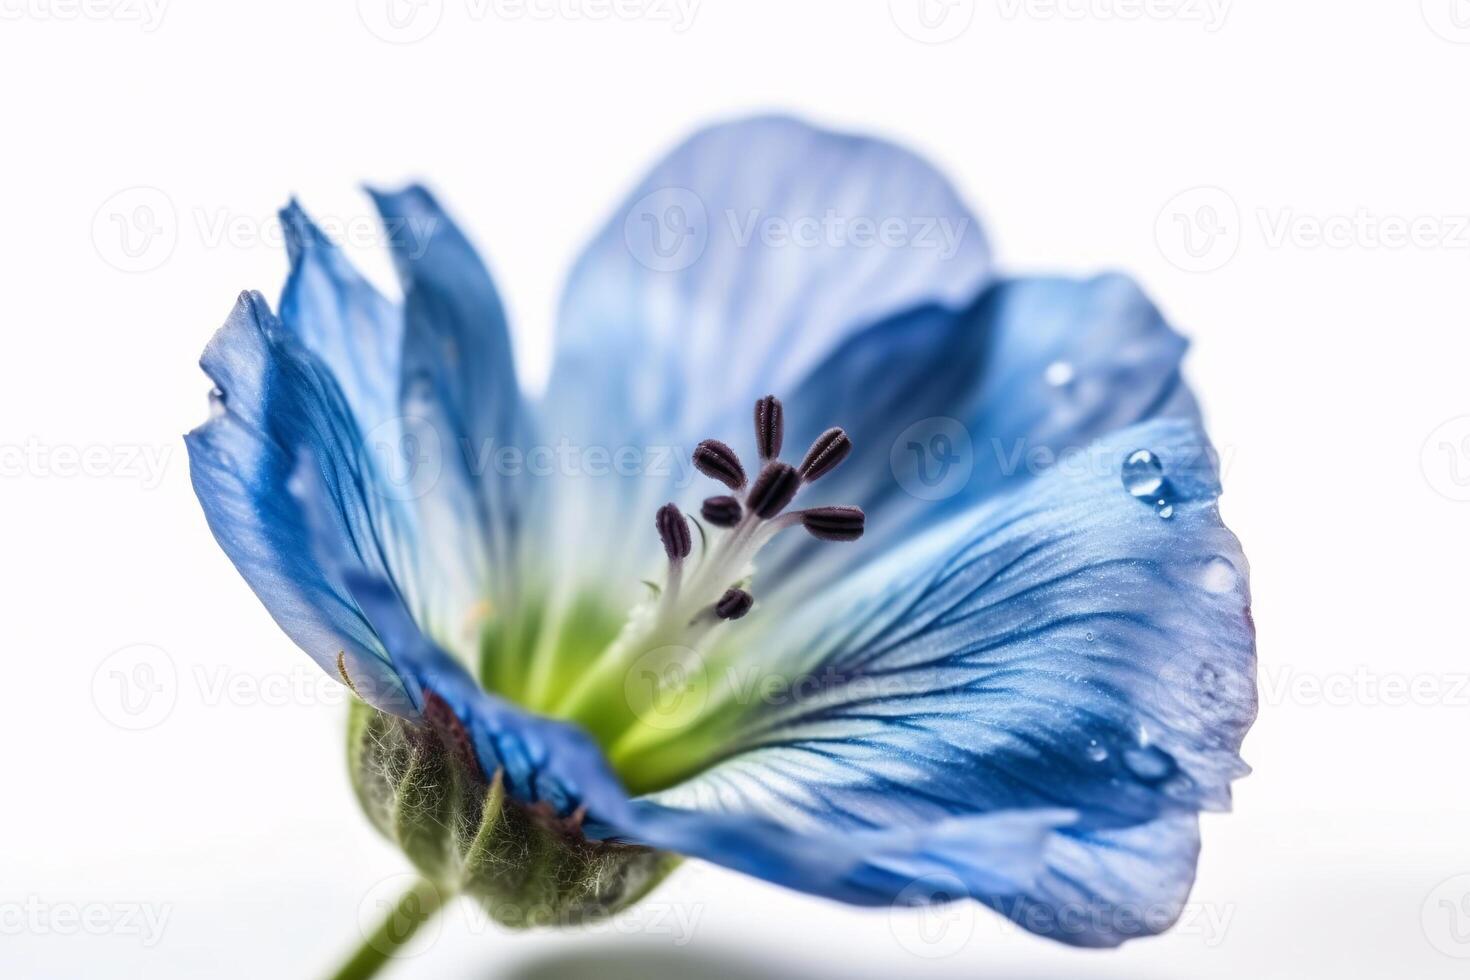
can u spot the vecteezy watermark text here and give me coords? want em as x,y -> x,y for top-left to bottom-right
0,0 -> 167,30
0,439 -> 172,488
1157,186 -> 1470,272
0,898 -> 171,947
361,425 -> 701,502
724,209 -> 970,260
887,873 -> 1235,958
995,0 -> 1229,31
93,186 -> 440,274
622,188 -> 974,272
357,0 -> 699,44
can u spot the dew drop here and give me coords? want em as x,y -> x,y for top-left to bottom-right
1122,745 -> 1177,784
1086,740 -> 1109,763
1197,556 -> 1238,594
1044,360 -> 1075,388
1121,449 -> 1164,498
1085,631 -> 1095,642
1155,499 -> 1174,520
208,387 -> 227,419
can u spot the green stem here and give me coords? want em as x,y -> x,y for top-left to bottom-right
327,877 -> 449,980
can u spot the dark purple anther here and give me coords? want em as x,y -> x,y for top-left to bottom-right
693,439 -> 747,491
701,495 -> 742,528
746,462 -> 801,519
754,395 -> 784,461
800,506 -> 865,542
798,427 -> 852,482
715,588 -> 754,621
655,503 -> 692,560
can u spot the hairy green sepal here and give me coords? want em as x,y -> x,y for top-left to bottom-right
347,698 -> 679,928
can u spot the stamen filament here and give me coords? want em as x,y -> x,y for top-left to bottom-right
550,395 -> 865,740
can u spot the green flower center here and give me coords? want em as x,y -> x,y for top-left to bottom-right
476,396 -> 864,795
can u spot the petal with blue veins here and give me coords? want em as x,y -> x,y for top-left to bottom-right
276,197 -> 513,665
185,291 -> 419,715
984,815 -> 1203,947
333,567 -> 1081,919
628,417 -> 1255,821
278,200 -> 403,438
597,418 -> 1251,939
541,115 -> 993,590
766,273 -> 1202,593
370,186 -> 537,659
359,416 -> 1253,945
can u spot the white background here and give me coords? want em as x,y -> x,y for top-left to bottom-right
2,1 -> 1468,977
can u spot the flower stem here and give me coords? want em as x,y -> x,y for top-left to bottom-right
327,877 -> 448,980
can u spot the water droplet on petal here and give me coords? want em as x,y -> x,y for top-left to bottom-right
1086,740 -> 1109,763
1155,499 -> 1174,520
208,387 -> 227,419
1122,449 -> 1164,498
1122,745 -> 1177,784
1197,556 -> 1238,594
1044,360 -> 1075,388
1085,631 -> 1095,642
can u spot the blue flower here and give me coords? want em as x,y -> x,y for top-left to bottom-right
187,116 -> 1256,948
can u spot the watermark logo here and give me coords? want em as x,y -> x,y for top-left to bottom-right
623,645 -> 708,731
1422,0 -> 1470,43
891,417 -> 974,500
354,428 -> 698,502
92,658 -> 376,729
1258,209 -> 1470,251
0,0 -> 168,30
624,187 -> 708,272
1423,874 -> 1470,958
1155,649 -> 1252,732
358,0 -> 699,42
622,195 -> 972,270
0,439 -> 172,488
95,189 -> 440,273
994,0 -> 1230,31
363,415 -> 445,502
357,0 -> 444,43
726,209 -> 969,259
1158,189 -> 1470,272
92,644 -> 178,731
889,874 -> 978,958
889,0 -> 976,43
0,898 -> 172,946
485,0 -> 699,30
92,186 -> 177,274
357,875 -> 443,958
1155,186 -> 1240,273
1422,416 -> 1470,502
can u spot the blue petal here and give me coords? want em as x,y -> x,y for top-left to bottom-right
185,291 -> 418,715
767,273 -> 1200,590
360,416 -> 1253,945
368,185 -> 537,652
620,417 -> 1252,939
984,815 -> 1202,947
617,799 -> 1075,907
277,200 -> 403,437
651,416 -> 1253,819
335,563 -> 627,814
541,115 -> 992,585
200,190 -> 536,677
335,565 -> 1075,911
